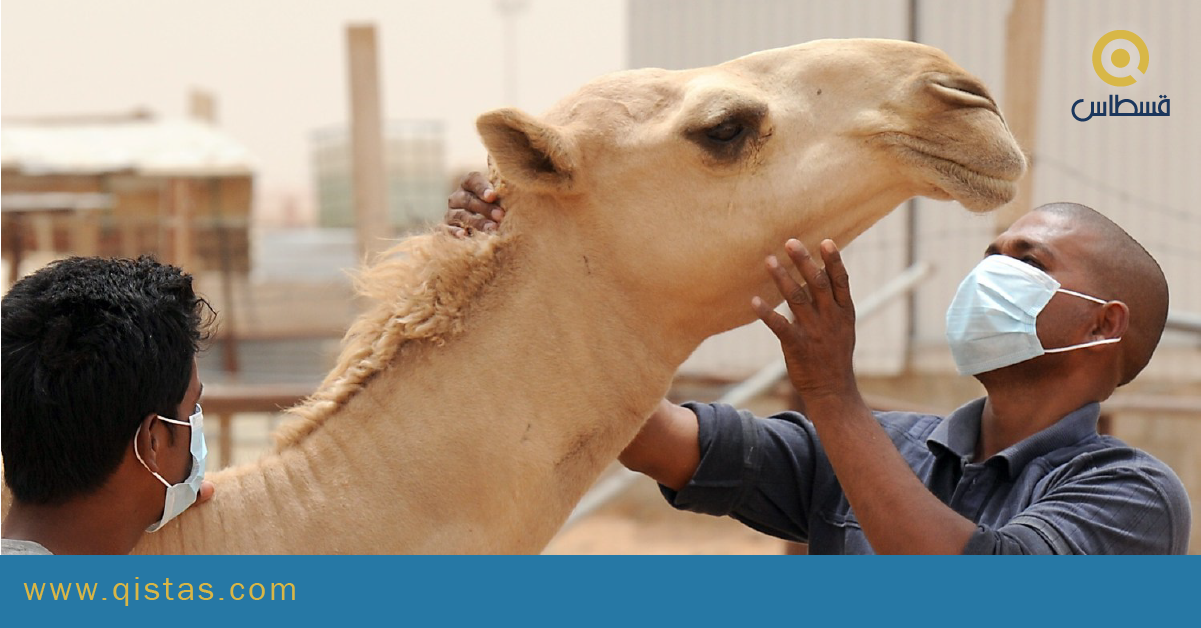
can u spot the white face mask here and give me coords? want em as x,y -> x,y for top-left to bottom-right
134,404 -> 207,532
945,255 -> 1121,376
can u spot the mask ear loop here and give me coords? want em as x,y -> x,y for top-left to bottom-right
133,415 -> 191,488
1043,288 -> 1122,353
1043,337 -> 1122,353
1057,287 -> 1109,305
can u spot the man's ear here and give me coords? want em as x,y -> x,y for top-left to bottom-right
477,108 -> 578,193
136,415 -> 162,474
1094,300 -> 1130,340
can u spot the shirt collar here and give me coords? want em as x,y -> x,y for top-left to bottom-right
926,398 -> 1101,478
991,401 -> 1100,477
926,397 -> 985,461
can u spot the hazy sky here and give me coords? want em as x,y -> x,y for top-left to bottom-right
2,0 -> 626,214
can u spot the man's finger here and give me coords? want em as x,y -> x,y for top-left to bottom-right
448,189 -> 503,221
198,480 -> 215,504
462,171 -> 497,203
446,208 -> 497,233
785,239 -> 833,311
766,255 -> 814,322
752,296 -> 799,343
820,239 -> 854,312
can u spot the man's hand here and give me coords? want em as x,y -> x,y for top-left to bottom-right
752,238 -> 977,553
443,171 -> 505,237
751,238 -> 860,406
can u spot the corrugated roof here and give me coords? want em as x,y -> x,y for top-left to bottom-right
1,117 -> 256,177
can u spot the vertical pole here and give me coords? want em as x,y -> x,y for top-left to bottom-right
211,179 -> 240,376
495,0 -> 529,106
994,0 -> 1045,234
346,24 -> 391,261
32,212 -> 55,251
219,412 -> 233,468
5,216 -> 25,287
903,0 -> 921,362
189,89 -> 217,124
171,178 -> 195,271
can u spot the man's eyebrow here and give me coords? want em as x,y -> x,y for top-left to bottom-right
984,237 -> 1056,258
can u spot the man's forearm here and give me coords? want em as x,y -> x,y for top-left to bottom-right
806,394 -> 977,554
619,399 -> 701,491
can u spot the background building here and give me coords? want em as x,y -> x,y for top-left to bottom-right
1,112 -> 255,282
311,120 -> 447,233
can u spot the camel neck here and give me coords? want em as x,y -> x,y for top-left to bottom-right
137,220 -> 685,554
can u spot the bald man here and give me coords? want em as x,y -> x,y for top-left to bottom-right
448,177 -> 1190,554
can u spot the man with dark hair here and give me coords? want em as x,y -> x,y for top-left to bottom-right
2,256 -> 216,555
449,176 -> 1191,554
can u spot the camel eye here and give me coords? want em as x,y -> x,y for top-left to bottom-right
685,102 -> 766,164
706,120 -> 745,143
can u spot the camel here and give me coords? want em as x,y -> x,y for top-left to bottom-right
9,39 -> 1027,553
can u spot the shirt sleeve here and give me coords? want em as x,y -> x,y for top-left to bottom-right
659,402 -> 822,543
962,460 -> 1192,555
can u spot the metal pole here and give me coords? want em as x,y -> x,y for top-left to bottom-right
903,0 -> 921,362
1165,311 -> 1201,335
495,0 -> 529,106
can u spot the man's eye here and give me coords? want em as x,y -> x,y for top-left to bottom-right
1021,256 -> 1045,270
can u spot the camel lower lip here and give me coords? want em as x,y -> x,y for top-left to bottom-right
898,145 -> 1021,208
903,146 -> 1021,188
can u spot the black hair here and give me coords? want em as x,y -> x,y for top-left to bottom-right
2,256 -> 214,504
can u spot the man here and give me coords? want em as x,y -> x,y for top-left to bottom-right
2,256 -> 215,555
448,174 -> 1191,554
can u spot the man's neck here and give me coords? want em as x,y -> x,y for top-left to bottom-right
2,489 -> 145,555
976,366 -> 1105,461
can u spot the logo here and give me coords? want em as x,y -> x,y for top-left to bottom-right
1092,30 -> 1148,86
1073,29 -> 1169,121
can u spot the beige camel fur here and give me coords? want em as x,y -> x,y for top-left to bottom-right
14,40 -> 1027,553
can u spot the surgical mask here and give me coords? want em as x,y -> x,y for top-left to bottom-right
946,255 -> 1121,376
134,404 -> 207,532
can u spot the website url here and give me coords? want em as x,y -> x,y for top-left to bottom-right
23,578 -> 295,605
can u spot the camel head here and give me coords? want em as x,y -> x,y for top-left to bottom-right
477,39 -> 1026,345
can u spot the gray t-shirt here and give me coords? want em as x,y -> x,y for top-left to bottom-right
2,538 -> 53,555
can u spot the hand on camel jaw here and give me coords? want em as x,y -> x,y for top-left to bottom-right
752,238 -> 860,407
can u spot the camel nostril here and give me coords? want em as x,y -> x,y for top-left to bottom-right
944,77 -> 988,99
930,77 -> 1000,116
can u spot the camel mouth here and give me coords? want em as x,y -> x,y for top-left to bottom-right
883,135 -> 1025,212
908,147 -> 1021,211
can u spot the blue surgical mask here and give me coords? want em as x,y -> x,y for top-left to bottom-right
946,255 -> 1121,376
134,404 -> 207,532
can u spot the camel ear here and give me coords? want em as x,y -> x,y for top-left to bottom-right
477,108 -> 577,193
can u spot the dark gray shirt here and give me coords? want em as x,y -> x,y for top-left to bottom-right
662,397 -> 1191,554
